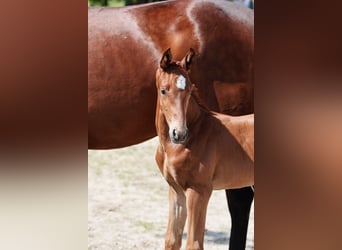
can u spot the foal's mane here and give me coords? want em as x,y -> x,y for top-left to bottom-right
190,86 -> 211,112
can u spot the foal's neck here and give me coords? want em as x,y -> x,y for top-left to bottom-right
187,92 -> 211,126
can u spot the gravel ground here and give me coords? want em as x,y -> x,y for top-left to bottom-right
88,137 -> 254,250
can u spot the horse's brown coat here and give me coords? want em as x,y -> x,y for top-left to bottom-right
155,49 -> 254,250
88,0 -> 254,149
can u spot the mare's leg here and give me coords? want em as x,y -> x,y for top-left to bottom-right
185,187 -> 212,250
165,185 -> 187,250
226,187 -> 254,250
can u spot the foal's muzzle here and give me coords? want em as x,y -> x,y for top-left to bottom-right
170,127 -> 188,144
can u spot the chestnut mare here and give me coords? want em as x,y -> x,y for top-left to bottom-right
155,49 -> 254,250
88,1 -> 254,249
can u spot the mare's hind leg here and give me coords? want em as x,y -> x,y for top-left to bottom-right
226,187 -> 254,250
165,185 -> 187,250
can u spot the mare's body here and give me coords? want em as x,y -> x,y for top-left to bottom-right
88,0 -> 253,149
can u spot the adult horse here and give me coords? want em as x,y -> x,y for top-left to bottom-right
88,0 -> 254,249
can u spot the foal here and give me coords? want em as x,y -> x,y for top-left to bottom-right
155,48 -> 254,250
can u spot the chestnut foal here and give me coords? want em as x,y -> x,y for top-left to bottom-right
155,48 -> 254,250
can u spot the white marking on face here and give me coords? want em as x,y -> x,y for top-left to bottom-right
176,75 -> 186,90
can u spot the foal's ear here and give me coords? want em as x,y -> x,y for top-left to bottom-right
182,48 -> 196,71
160,48 -> 172,70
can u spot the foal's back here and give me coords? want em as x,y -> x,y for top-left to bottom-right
208,113 -> 254,190
217,113 -> 254,160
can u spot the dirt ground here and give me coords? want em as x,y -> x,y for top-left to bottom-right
88,137 -> 254,250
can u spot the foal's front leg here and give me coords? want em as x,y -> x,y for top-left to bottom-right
185,187 -> 212,250
165,185 -> 187,250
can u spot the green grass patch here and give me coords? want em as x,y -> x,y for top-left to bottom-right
134,220 -> 154,231
88,0 -> 124,7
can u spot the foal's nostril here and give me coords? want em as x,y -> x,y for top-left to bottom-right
172,129 -> 178,140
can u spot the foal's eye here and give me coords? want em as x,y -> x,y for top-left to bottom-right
161,89 -> 166,95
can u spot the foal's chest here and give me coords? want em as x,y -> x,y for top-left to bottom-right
163,148 -> 194,189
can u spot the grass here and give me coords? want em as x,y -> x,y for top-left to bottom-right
88,0 -> 124,7
134,220 -> 155,231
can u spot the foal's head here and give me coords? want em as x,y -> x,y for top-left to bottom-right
156,48 -> 196,144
